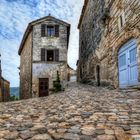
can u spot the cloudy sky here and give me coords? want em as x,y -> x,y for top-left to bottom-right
0,0 -> 84,87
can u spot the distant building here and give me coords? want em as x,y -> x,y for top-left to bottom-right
0,78 -> 10,102
19,15 -> 71,99
0,55 -> 10,102
67,65 -> 77,82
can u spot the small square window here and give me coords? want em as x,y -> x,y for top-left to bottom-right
47,26 -> 55,37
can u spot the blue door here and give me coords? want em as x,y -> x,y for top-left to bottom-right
118,39 -> 138,88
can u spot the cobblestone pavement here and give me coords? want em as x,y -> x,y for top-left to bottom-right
0,83 -> 140,140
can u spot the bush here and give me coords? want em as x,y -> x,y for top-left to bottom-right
53,71 -> 62,92
9,95 -> 19,101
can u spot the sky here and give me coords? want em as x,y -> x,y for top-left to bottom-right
0,0 -> 84,87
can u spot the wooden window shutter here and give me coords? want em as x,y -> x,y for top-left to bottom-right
45,50 -> 48,62
41,48 -> 45,61
55,25 -> 59,37
55,49 -> 59,61
41,24 -> 46,37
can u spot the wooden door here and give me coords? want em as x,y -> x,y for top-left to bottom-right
118,50 -> 128,87
39,78 -> 49,97
128,43 -> 138,85
118,39 -> 138,88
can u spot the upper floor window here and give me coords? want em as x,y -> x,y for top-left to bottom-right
47,50 -> 54,61
41,24 -> 59,37
41,48 -> 59,62
47,26 -> 55,37
118,11 -> 125,31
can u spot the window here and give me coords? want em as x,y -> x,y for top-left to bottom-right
120,15 -> 123,27
41,24 -> 59,37
47,50 -> 54,61
41,49 -> 59,62
118,11 -> 125,30
47,26 -> 55,37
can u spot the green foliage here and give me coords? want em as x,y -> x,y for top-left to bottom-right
53,71 -> 62,92
9,95 -> 19,101
10,87 -> 19,98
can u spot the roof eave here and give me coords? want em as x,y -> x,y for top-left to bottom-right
30,15 -> 70,27
18,23 -> 32,55
18,16 -> 71,55
78,0 -> 89,29
1,77 -> 10,84
67,25 -> 71,49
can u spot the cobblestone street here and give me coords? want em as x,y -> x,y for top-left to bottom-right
0,83 -> 140,140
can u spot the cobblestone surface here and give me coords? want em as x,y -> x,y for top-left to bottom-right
0,83 -> 140,140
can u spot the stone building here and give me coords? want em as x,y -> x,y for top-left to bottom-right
0,78 -> 10,102
0,55 -> 10,102
77,0 -> 140,88
19,15 -> 70,99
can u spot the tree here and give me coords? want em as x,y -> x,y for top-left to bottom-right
9,95 -> 19,101
53,71 -> 62,92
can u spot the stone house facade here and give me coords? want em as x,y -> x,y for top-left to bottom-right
0,57 -> 10,102
19,16 -> 70,99
77,0 -> 140,88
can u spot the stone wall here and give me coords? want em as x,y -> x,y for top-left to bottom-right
32,63 -> 67,97
32,20 -> 68,62
0,78 -> 10,102
0,80 -> 2,102
32,20 -> 68,96
2,79 -> 10,102
20,32 -> 32,99
78,0 -> 140,88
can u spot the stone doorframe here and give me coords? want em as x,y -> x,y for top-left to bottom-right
112,28 -> 140,88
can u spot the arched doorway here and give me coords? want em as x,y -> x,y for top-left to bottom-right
118,39 -> 138,88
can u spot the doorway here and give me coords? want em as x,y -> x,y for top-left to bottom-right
39,78 -> 49,97
118,39 -> 138,88
96,65 -> 100,86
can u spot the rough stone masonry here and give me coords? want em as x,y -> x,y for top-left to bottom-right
19,16 -> 70,99
0,83 -> 140,140
77,0 -> 140,88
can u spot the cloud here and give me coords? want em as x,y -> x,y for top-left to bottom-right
0,0 -> 84,87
